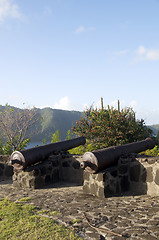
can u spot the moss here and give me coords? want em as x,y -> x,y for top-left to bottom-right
0,199 -> 82,240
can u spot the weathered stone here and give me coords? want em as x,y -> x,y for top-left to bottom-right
45,175 -> 51,184
155,169 -> 159,185
40,166 -> 47,175
83,172 -> 90,181
0,163 -> 4,170
4,166 -> 13,177
90,183 -> 96,195
35,176 -> 44,188
110,169 -> 117,177
98,186 -> 105,197
83,182 -> 90,194
51,159 -> 59,167
141,168 -> 147,182
62,161 -> 70,167
146,167 -> 153,182
119,157 -> 129,164
72,160 -> 80,169
0,167 -> 3,176
130,164 -> 140,182
116,181 -> 120,194
118,165 -> 128,175
95,173 -> 104,182
104,184 -> 115,197
33,169 -> 40,176
52,168 -> 59,183
120,175 -> 130,192
28,178 -> 35,188
148,158 -> 156,164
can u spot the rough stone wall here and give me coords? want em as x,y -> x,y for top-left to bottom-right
0,155 -> 13,181
83,154 -> 159,197
13,154 -> 83,189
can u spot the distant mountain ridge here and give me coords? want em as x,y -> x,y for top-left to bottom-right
148,124 -> 159,136
29,107 -> 83,142
0,105 -> 83,143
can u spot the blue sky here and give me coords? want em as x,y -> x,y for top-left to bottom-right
0,0 -> 159,125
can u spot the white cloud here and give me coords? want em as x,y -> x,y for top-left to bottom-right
133,45 -> 159,62
54,96 -> 72,110
0,0 -> 22,22
74,25 -> 95,34
113,49 -> 129,56
74,25 -> 86,33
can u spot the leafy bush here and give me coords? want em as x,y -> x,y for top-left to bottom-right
0,138 -> 30,155
140,145 -> 159,156
71,102 -> 153,151
51,130 -> 61,143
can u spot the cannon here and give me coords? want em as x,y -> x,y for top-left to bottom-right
11,136 -> 86,171
81,138 -> 155,173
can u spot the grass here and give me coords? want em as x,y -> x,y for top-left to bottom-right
0,198 -> 82,240
18,197 -> 33,202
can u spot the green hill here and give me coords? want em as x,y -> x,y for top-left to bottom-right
0,105 -> 83,143
148,124 -> 159,136
29,107 -> 82,142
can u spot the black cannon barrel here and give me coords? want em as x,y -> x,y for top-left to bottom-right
81,138 -> 155,173
11,136 -> 86,171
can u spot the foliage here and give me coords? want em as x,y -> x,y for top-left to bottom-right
51,130 -> 61,143
0,198 -> 81,240
65,130 -> 72,140
0,138 -> 31,155
72,101 -> 153,150
68,140 -> 95,154
42,138 -> 47,145
0,104 -> 38,152
140,145 -> 159,156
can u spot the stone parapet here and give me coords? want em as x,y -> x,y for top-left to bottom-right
83,154 -> 159,197
13,154 -> 83,189
0,155 -> 13,181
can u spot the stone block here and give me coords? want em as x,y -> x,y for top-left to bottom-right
155,169 -> 159,185
83,171 -> 90,181
130,164 -> 141,182
120,175 -> 130,192
28,178 -> 35,188
0,167 -> 3,176
146,167 -> 153,182
0,163 -> 4,170
52,168 -> 59,183
4,166 -> 13,177
62,161 -> 70,167
141,168 -> 147,182
35,176 -> 44,188
95,173 -> 104,182
98,185 -> 105,197
72,160 -> 80,169
118,165 -> 128,175
83,182 -> 90,194
45,175 -> 51,184
40,166 -> 47,176
51,159 -> 59,167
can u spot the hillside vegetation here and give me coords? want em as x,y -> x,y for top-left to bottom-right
0,105 -> 82,143
148,124 -> 159,135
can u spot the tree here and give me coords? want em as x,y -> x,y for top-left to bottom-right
72,100 -> 153,150
0,105 -> 39,152
51,130 -> 61,143
65,130 -> 72,140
